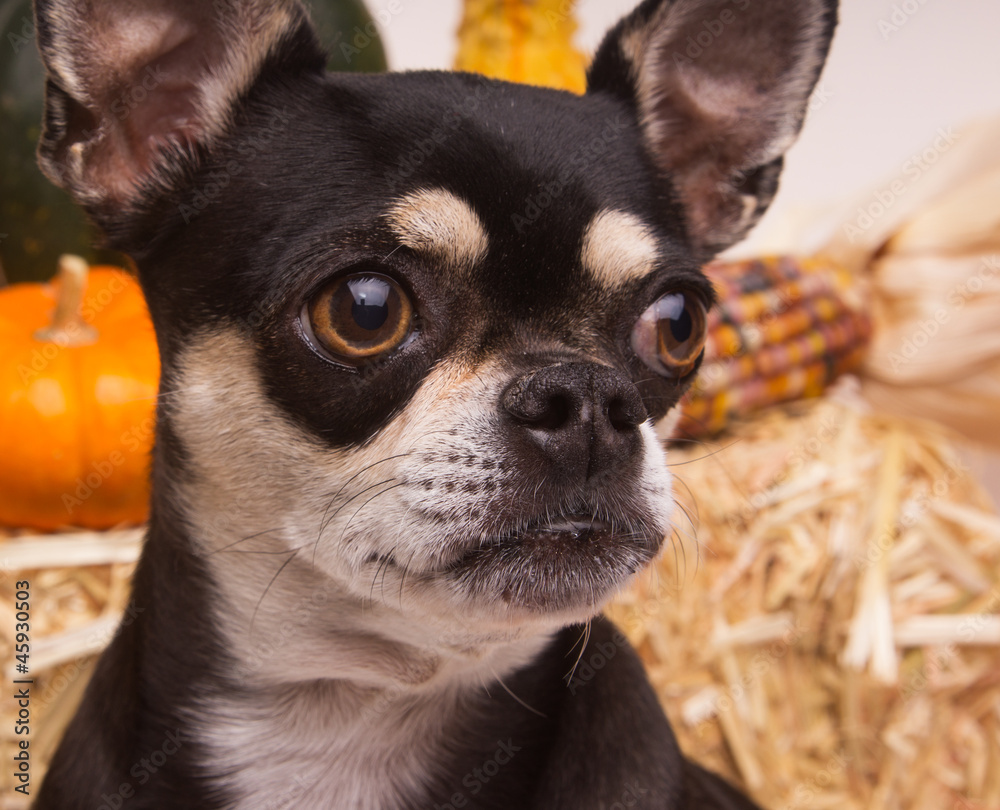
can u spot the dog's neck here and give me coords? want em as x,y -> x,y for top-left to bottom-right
195,517 -> 550,689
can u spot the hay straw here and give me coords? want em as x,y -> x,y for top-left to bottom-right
0,529 -> 143,571
607,377 -> 1000,809
0,526 -> 137,802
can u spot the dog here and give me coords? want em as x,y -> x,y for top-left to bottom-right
32,0 -> 836,807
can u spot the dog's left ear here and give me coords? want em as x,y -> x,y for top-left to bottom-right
588,0 -> 837,257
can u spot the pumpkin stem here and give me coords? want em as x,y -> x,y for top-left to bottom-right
34,254 -> 100,346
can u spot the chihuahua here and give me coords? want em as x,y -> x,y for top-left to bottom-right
32,0 -> 835,807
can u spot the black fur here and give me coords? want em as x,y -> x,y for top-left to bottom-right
32,0 -> 837,806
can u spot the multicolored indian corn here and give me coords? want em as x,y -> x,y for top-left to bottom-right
677,256 -> 872,438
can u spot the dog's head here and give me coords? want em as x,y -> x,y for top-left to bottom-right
35,0 -> 835,642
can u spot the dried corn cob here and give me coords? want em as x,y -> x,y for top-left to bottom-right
454,0 -> 588,94
676,256 -> 872,438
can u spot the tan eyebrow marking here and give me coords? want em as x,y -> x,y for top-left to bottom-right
386,188 -> 489,269
581,209 -> 660,286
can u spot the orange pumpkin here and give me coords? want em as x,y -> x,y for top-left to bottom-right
0,255 -> 159,530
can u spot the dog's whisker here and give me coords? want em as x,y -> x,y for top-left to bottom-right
487,663 -> 548,719
340,481 -> 410,558
378,545 -> 398,606
320,453 -> 412,518
250,547 -> 301,635
369,549 -> 395,607
476,667 -> 493,700
381,243 -> 404,261
314,477 -> 399,563
314,459 -> 412,563
665,439 -> 738,467
670,489 -> 702,579
207,527 -> 281,556
397,548 -> 419,609
564,619 -> 593,685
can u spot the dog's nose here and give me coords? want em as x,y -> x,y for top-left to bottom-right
501,363 -> 647,483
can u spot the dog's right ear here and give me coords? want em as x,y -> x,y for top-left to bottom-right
587,0 -> 836,258
33,0 -> 323,224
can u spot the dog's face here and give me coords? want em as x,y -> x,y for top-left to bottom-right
35,0 -> 835,644
144,75 -> 711,633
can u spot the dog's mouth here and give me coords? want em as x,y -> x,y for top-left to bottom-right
440,511 -> 665,613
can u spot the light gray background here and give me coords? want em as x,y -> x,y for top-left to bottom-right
377,0 -> 1000,255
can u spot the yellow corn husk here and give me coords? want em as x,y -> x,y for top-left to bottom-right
454,0 -> 588,94
677,256 -> 873,439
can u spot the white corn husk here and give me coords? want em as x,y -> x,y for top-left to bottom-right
823,117 -> 1000,449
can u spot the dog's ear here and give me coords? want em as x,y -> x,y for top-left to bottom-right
33,0 -> 322,221
588,0 -> 836,257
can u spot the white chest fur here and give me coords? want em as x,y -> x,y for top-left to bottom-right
197,640 -> 550,810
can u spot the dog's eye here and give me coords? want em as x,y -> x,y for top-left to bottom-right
305,273 -> 414,363
630,292 -> 707,378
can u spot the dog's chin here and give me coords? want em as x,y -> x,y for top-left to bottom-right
439,516 -> 665,615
